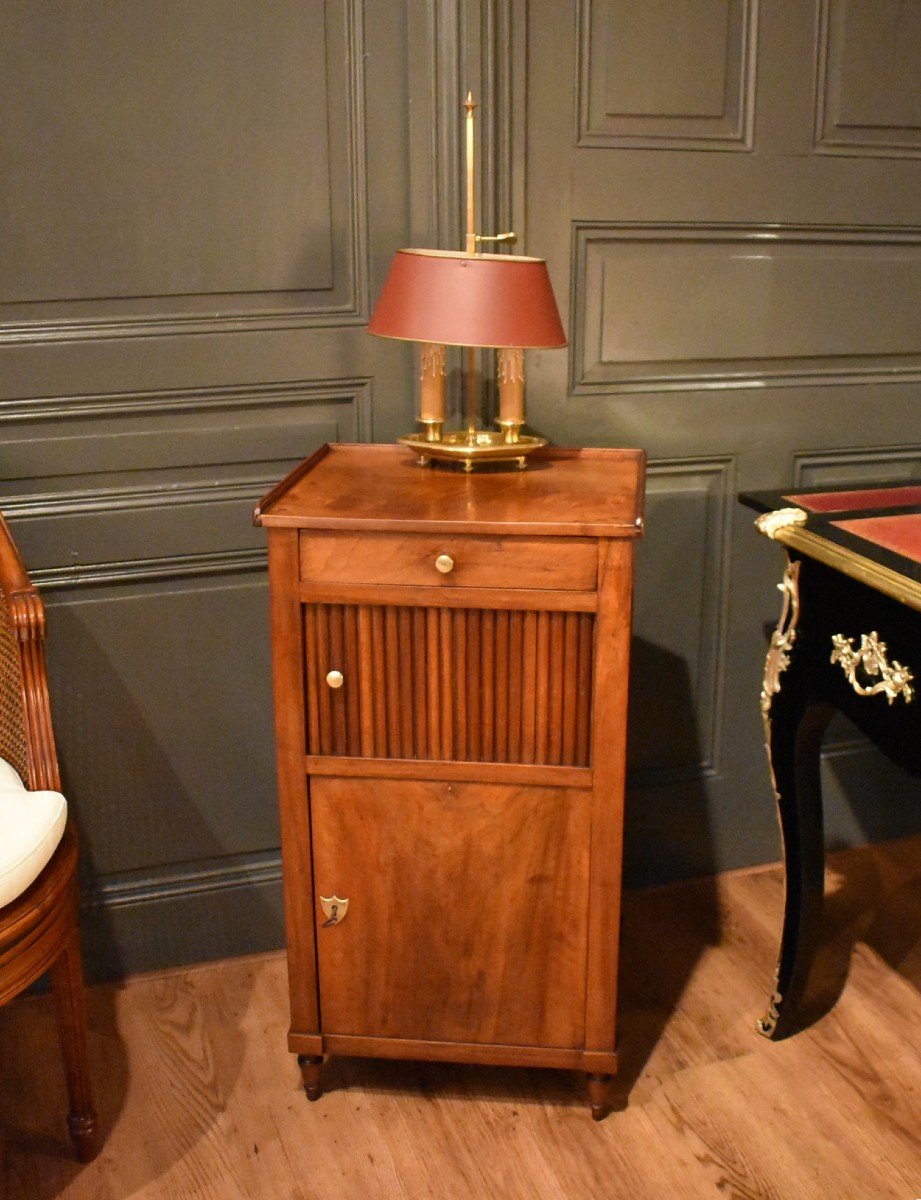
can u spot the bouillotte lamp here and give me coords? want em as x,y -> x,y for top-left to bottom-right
367,95 -> 566,469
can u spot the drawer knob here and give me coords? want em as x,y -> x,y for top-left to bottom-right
326,670 -> 344,689
435,553 -> 454,574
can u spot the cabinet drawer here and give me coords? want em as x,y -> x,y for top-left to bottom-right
299,531 -> 597,591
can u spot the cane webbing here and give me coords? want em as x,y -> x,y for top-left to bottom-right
0,589 -> 29,784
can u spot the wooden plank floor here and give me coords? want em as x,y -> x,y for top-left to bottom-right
2,835 -> 920,1200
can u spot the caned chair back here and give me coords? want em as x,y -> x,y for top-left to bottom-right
0,511 -> 99,1160
0,583 -> 30,785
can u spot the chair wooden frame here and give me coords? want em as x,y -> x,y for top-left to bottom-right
0,514 -> 98,1161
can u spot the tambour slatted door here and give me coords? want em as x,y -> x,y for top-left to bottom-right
256,443 -> 645,1120
303,602 -> 594,766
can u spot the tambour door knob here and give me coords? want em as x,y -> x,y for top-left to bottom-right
435,553 -> 454,574
326,670 -> 344,689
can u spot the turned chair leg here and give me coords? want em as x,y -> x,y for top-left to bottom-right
50,927 -> 99,1162
298,1054 -> 325,1101
586,1073 -> 612,1122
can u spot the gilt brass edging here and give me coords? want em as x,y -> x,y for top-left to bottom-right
757,553 -> 802,1037
760,559 -> 801,720
768,526 -> 921,614
753,508 -> 807,1038
757,969 -> 783,1039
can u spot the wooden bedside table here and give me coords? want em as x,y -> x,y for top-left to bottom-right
254,443 -> 645,1118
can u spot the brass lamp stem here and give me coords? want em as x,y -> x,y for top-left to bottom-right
464,92 -> 477,256
464,93 -> 478,436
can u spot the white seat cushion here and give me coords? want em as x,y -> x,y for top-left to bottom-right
0,756 -> 67,908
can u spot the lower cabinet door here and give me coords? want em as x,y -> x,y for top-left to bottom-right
310,775 -> 592,1049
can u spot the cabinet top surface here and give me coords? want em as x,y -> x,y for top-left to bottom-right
255,444 -> 646,537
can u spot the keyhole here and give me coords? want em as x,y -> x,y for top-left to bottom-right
323,904 -> 339,927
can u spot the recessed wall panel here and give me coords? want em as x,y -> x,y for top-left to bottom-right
578,0 -> 756,149
628,460 -> 731,782
1,0 -> 331,302
573,224 -> 921,391
815,0 -> 921,157
795,447 -> 921,490
0,381 -> 368,577
0,0 -> 367,340
44,576 -> 278,877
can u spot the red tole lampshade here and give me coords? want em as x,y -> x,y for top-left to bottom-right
368,248 -> 567,349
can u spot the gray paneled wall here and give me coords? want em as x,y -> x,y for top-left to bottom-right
526,0 -> 921,886
0,0 -> 918,976
0,0 -> 415,977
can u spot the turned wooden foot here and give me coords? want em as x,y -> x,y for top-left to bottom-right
67,1113 -> 100,1163
586,1073 -> 612,1121
297,1054 -> 324,1101
50,929 -> 100,1161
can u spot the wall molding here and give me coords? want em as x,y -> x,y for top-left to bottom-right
813,0 -> 921,160
576,0 -> 757,151
571,222 -> 921,394
794,445 -> 921,489
627,456 -> 734,788
410,1 -> 524,252
433,2 -> 465,250
0,378 -> 372,586
3,478 -> 278,522
0,0 -> 370,346
473,0 -> 526,247
34,548 -> 268,592
83,850 -> 282,911
0,376 -> 373,433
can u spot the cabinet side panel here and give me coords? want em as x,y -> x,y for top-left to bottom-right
584,538 -> 635,1054
267,529 -> 319,1035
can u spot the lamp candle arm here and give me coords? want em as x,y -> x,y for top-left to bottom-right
465,346 -> 478,439
498,347 -> 525,424
419,342 -> 446,424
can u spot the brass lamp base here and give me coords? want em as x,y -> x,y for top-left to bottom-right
398,428 -> 547,471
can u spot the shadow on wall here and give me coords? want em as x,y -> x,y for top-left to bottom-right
625,636 -> 719,886
823,718 -> 921,852
42,580 -> 282,983
614,636 -> 721,1106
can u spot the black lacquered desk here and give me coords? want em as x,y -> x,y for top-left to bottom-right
740,483 -> 921,1038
